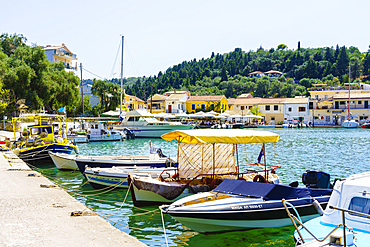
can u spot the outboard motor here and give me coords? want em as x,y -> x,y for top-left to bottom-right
302,170 -> 332,189
123,128 -> 135,140
156,148 -> 167,158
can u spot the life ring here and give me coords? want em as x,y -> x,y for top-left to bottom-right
253,174 -> 266,183
39,132 -> 48,138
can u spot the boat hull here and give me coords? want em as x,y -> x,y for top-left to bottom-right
68,135 -> 88,143
115,125 -> 194,138
342,120 -> 359,128
49,152 -> 78,170
16,144 -> 75,162
84,167 -> 169,189
76,157 -> 175,174
166,197 -> 329,233
87,133 -> 123,142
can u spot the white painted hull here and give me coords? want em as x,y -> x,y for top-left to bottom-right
172,215 -> 316,233
115,125 -> 194,138
342,120 -> 359,128
49,152 -> 78,170
68,135 -> 88,143
88,133 -> 123,142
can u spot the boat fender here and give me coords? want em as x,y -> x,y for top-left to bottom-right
253,174 -> 266,183
312,199 -> 324,216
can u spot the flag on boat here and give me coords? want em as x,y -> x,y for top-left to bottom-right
58,107 -> 66,114
257,146 -> 264,163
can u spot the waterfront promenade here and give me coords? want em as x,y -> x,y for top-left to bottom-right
0,131 -> 146,247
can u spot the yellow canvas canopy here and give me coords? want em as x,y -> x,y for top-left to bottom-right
161,129 -> 279,144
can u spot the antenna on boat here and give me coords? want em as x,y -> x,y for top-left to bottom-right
120,35 -> 125,117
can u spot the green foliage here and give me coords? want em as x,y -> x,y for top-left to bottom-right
91,79 -> 120,113
0,33 -> 80,114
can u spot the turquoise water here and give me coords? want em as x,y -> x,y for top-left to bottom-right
36,128 -> 370,246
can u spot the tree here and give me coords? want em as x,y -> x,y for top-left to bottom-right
362,52 -> 370,78
220,66 -> 228,81
277,44 -> 288,50
336,46 -> 349,76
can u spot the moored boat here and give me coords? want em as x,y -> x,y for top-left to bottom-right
84,166 -> 175,189
161,177 -> 332,233
12,114 -> 77,162
128,129 -> 281,207
286,171 -> 370,246
114,109 -> 194,138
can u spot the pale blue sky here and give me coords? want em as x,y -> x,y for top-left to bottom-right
2,0 -> 370,79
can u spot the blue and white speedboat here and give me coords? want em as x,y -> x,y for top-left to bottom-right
289,171 -> 370,246
161,178 -> 332,233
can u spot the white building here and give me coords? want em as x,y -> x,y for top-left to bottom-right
283,97 -> 309,124
165,93 -> 188,113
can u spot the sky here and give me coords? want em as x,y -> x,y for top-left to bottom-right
2,0 -> 370,80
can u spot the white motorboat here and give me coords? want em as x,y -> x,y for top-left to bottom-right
115,109 -> 194,138
49,147 -> 176,172
128,129 -> 281,207
84,166 -> 175,189
160,177 -> 332,233
68,134 -> 89,143
341,119 -> 359,128
86,121 -> 125,141
286,171 -> 370,246
49,152 -> 79,170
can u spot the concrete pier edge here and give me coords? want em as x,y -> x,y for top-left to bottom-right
0,131 -> 146,247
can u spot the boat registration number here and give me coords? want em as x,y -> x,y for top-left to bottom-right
231,204 -> 263,210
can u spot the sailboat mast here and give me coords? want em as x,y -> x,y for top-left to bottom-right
120,35 -> 125,115
348,63 -> 351,119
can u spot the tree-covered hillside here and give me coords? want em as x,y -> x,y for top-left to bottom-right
122,44 -> 370,100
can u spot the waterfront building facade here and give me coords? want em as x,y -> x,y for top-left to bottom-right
147,94 -> 167,114
165,93 -> 188,113
186,95 -> 228,113
42,43 -> 77,71
283,97 -> 309,124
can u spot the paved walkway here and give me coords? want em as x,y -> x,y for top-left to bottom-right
0,136 -> 146,247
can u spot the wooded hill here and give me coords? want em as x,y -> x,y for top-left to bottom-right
120,44 -> 370,100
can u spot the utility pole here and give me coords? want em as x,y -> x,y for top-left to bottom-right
80,63 -> 84,117
150,81 -> 153,113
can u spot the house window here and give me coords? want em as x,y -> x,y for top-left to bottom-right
265,105 -> 270,111
358,101 -> 362,105
309,102 -> 314,109
288,107 -> 292,112
241,106 -> 245,110
192,104 -> 195,110
274,105 -> 278,111
299,107 -> 306,112
340,101 -> 346,105
211,104 -> 215,110
201,104 -> 205,109
271,117 -> 275,121
324,95 -> 328,99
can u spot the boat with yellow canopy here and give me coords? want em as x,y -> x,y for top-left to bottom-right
128,129 -> 281,207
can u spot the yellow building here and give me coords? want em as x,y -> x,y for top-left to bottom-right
186,95 -> 228,113
147,94 -> 168,114
123,94 -> 145,111
42,43 -> 77,70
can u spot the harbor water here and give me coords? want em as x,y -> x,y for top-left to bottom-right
34,128 -> 370,246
